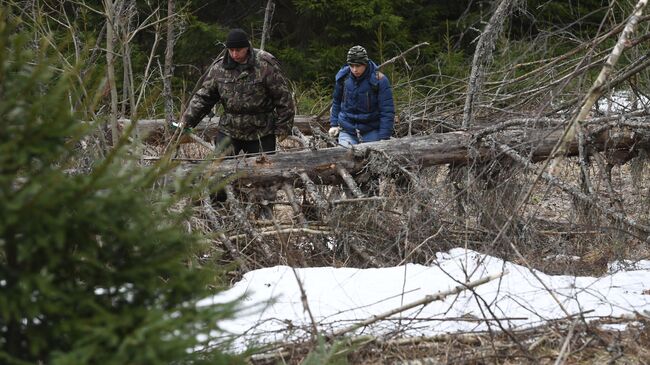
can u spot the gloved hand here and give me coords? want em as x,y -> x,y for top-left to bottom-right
170,121 -> 193,134
328,126 -> 341,138
277,134 -> 288,143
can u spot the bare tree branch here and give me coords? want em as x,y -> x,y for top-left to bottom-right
462,0 -> 521,128
329,271 -> 506,338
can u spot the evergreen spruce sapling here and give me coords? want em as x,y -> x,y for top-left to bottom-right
0,10 -> 242,365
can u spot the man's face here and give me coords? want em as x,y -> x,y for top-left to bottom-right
349,63 -> 367,78
228,47 -> 249,64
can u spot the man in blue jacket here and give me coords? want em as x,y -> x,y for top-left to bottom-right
329,45 -> 395,146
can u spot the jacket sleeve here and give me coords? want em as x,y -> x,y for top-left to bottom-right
180,67 -> 221,128
377,77 -> 395,140
265,63 -> 295,136
330,79 -> 343,127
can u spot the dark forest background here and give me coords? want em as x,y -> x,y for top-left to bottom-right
175,0 -> 609,82
9,0 -> 615,115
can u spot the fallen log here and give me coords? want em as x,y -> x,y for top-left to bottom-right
118,115 -> 327,143
177,123 -> 650,188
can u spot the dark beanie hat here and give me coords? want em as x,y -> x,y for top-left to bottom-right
225,28 -> 249,48
347,45 -> 369,65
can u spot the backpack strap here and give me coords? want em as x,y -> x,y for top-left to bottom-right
370,71 -> 384,93
337,71 -> 350,102
338,69 -> 382,102
337,71 -> 349,88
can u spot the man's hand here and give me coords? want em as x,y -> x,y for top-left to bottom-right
277,134 -> 288,143
328,127 -> 340,138
170,121 -> 193,134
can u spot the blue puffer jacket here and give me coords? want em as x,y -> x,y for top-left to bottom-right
330,61 -> 395,140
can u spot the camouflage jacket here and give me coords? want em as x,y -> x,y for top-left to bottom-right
181,48 -> 295,140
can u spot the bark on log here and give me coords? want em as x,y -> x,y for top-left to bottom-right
177,125 -> 650,188
118,115 -> 327,142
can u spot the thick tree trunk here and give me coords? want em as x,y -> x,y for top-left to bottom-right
176,125 -> 649,188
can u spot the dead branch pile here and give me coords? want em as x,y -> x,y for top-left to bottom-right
248,316 -> 650,364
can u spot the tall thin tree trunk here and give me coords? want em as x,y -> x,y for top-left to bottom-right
164,0 -> 175,125
260,0 -> 275,51
105,0 -> 120,146
126,45 -> 136,121
121,44 -> 129,117
121,1 -> 138,143
124,2 -> 136,120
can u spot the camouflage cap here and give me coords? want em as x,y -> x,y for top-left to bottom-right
347,45 -> 368,65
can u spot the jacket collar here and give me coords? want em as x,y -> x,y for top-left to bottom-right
223,48 -> 256,70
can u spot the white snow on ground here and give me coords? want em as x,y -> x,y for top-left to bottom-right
199,248 -> 650,351
597,90 -> 649,113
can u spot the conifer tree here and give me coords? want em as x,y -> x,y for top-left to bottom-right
0,9 -> 240,365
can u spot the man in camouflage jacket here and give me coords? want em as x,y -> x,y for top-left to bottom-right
180,28 -> 295,154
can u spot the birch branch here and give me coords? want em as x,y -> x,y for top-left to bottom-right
227,227 -> 331,241
549,0 -> 649,174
